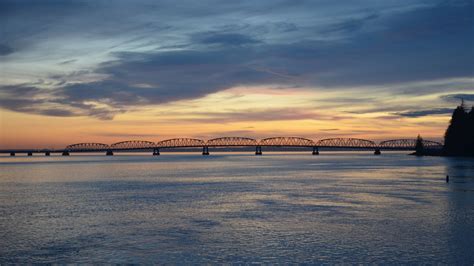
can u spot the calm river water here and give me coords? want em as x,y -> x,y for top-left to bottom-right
0,152 -> 473,263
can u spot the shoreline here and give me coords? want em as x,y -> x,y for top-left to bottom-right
409,149 -> 474,157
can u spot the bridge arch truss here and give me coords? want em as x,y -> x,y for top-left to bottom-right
259,137 -> 315,147
157,138 -> 205,148
316,138 -> 376,148
207,137 -> 257,147
379,139 -> 443,149
110,140 -> 156,150
66,143 -> 110,152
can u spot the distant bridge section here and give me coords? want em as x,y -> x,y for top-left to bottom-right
157,138 -> 205,148
207,137 -> 257,147
259,137 -> 314,147
110,140 -> 155,150
379,139 -> 443,150
317,138 -> 376,148
66,143 -> 110,152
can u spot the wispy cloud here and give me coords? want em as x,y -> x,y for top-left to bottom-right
440,93 -> 474,103
191,32 -> 260,46
393,108 -> 453,118
173,108 -> 352,123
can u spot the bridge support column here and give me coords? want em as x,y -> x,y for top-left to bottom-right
62,151 -> 70,156
106,150 -> 114,156
374,148 -> 381,155
312,146 -> 319,155
202,146 -> 209,155
10,152 -> 15,156
27,152 -> 33,156
153,148 -> 160,156
255,146 -> 262,155
45,151 -> 50,156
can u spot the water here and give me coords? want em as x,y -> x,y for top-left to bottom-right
0,152 -> 473,263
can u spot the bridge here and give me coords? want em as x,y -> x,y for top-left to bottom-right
1,137 -> 443,156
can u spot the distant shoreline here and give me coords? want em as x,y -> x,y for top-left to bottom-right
409,149 -> 474,157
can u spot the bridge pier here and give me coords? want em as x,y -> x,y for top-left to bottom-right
27,152 -> 33,156
106,150 -> 114,156
374,148 -> 381,155
10,152 -> 15,156
62,151 -> 70,156
45,151 -> 50,156
153,148 -> 160,156
255,146 -> 262,155
312,146 -> 319,155
202,146 -> 209,155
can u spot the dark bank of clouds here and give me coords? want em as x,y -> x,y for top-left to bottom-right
394,108 -> 454,118
0,85 -> 123,119
0,0 -> 473,119
0,44 -> 14,55
441,93 -> 474,102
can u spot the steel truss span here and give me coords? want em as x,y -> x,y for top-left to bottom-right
54,137 -> 445,153
259,137 -> 315,147
110,140 -> 156,150
207,137 -> 257,147
66,143 -> 110,151
379,139 -> 443,149
317,138 -> 376,148
157,138 -> 205,148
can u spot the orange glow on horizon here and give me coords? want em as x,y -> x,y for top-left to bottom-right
0,86 -> 451,149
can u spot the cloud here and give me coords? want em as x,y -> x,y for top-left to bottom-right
0,44 -> 14,55
320,13 -> 379,34
0,0 -> 88,53
0,84 -> 124,120
34,108 -> 77,117
168,108 -> 351,123
200,130 -> 259,139
348,105 -> 421,114
192,32 -> 260,46
90,132 -> 160,138
393,108 -> 453,118
440,93 -> 474,102
58,59 -> 77,65
0,1 -> 472,119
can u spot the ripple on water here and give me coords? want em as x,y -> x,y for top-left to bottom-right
0,153 -> 473,263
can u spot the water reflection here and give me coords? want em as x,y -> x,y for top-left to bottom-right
0,152 -> 473,263
444,157 -> 474,263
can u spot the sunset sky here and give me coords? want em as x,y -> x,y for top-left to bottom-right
1,0 -> 473,149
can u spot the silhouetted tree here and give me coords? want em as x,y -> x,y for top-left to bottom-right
444,102 -> 474,156
468,106 -> 474,155
415,134 -> 424,155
